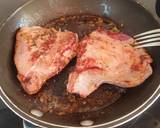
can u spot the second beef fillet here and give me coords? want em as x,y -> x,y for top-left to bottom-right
67,29 -> 152,98
14,26 -> 78,94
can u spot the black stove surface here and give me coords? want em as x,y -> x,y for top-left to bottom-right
0,0 -> 160,128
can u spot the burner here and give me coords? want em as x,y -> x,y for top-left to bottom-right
23,120 -> 38,128
0,109 -> 23,128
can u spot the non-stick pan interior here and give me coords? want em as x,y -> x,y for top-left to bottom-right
0,0 -> 160,127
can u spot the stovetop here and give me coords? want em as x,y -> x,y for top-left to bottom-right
0,0 -> 160,128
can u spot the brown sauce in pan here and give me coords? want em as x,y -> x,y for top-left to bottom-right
29,15 -> 125,115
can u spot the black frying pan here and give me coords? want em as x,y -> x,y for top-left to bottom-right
0,0 -> 160,127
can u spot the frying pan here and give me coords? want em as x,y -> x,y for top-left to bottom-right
0,0 -> 160,127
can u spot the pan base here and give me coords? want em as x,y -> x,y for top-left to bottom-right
26,14 -> 125,115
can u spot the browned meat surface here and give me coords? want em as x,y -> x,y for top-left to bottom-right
67,29 -> 152,98
14,26 -> 78,94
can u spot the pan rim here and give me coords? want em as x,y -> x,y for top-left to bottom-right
0,0 -> 160,127
0,84 -> 160,128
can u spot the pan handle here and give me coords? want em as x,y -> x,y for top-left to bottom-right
135,0 -> 160,23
